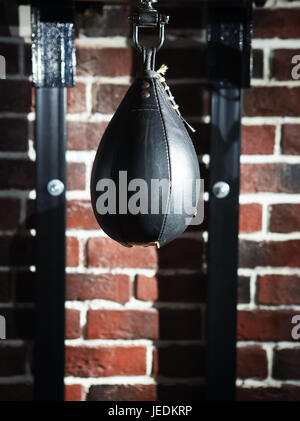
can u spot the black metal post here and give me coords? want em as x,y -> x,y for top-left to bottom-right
34,88 -> 67,400
206,0 -> 252,401
31,1 -> 75,401
206,88 -> 242,401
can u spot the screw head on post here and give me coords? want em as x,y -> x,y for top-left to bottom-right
212,181 -> 230,199
47,179 -> 65,197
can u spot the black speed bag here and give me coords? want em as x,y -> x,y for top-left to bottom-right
90,64 -> 200,248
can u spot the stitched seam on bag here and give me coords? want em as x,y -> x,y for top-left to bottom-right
156,80 -> 190,138
153,79 -> 171,244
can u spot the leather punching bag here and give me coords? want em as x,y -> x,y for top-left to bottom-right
90,18 -> 200,248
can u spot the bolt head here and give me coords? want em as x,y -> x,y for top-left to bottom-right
47,179 -> 65,197
212,181 -> 230,199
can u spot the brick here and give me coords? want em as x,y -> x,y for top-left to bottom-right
0,160 -> 34,190
238,310 -> 296,341
65,346 -> 146,377
272,49 -> 299,81
191,123 -> 210,155
158,48 -> 207,79
254,9 -> 300,39
159,309 -> 202,340
241,164 -> 300,193
273,348 -> 300,380
239,240 -> 300,268
136,273 -> 206,303
87,384 -> 156,402
87,309 -> 158,340
0,42 -> 18,74
238,276 -> 250,304
199,162 -> 209,193
149,7 -> 205,33
65,384 -> 83,401
163,10 -> 203,38
269,204 -> 300,233
244,87 -> 300,116
237,346 -> 268,379
157,239 -> 203,270
67,162 -> 86,191
77,48 -> 134,77
83,308 -> 203,342
153,345 -> 205,378
241,125 -> 275,155
93,84 -> 129,114
0,5 -> 18,35
67,82 -> 86,113
0,308 -> 34,339
80,5 -> 131,37
15,271 -> 35,303
0,272 -> 12,302
136,275 -> 158,301
67,121 -> 107,150
0,80 -> 31,112
282,124 -> 300,155
66,309 -> 81,339
252,49 -> 263,79
87,238 -> 158,269
0,235 -> 34,266
0,198 -> 20,230
0,346 -> 26,376
170,84 -> 210,117
67,200 -> 98,229
24,43 -> 32,76
25,199 -> 35,230
157,273 -> 205,302
186,196 -> 208,234
237,385 -> 300,401
239,204 -> 262,233
31,87 -> 35,111
258,275 -> 300,305
155,384 -> 205,401
0,118 -> 28,152
0,383 -> 33,401
66,273 -> 130,303
66,237 -> 79,267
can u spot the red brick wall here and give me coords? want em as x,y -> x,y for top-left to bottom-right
0,3 -> 35,401
236,1 -> 300,401
0,1 -> 300,401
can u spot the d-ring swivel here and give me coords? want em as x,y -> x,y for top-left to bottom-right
130,2 -> 169,52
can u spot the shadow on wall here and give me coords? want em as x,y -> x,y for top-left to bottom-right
71,4 -> 210,402
83,3 -> 210,399
151,116 -> 208,400
0,0 -> 35,401
130,8 -> 209,399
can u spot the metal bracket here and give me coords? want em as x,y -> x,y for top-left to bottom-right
31,1 -> 76,87
207,0 -> 253,89
129,1 -> 169,52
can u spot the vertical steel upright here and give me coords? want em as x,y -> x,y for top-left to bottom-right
31,1 -> 75,401
206,0 -> 252,401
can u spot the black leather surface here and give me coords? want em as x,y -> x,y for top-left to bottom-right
91,69 -> 200,247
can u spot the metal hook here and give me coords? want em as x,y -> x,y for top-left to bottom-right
130,2 -> 169,53
133,21 -> 166,52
